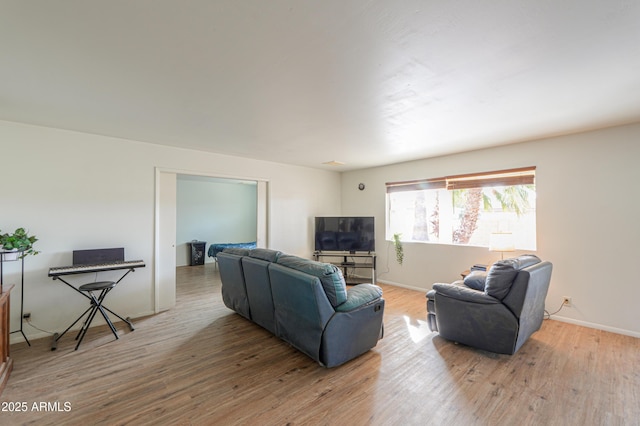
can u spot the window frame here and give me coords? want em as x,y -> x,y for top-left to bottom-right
385,167 -> 536,249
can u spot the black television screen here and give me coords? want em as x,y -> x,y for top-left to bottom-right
314,216 -> 375,252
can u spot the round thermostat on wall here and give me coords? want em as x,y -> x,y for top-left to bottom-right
358,183 -> 365,190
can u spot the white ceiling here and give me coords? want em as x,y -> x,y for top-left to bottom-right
2,1 -> 640,171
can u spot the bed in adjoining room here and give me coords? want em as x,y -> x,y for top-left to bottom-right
208,242 -> 257,266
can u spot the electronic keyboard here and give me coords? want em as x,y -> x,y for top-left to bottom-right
48,260 -> 145,277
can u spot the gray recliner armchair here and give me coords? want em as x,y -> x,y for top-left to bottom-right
426,254 -> 553,354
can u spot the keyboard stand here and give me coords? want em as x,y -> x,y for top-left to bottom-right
50,266 -> 140,351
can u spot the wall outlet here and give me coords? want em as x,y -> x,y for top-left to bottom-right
562,297 -> 572,307
23,312 -> 31,319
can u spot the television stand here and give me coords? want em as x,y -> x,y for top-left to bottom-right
313,252 -> 376,285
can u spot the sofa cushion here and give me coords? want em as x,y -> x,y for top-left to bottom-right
249,248 -> 281,262
463,271 -> 487,291
223,247 -> 251,256
276,255 -> 348,307
484,260 -> 519,300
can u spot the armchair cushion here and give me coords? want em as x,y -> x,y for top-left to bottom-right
336,284 -> 383,312
484,255 -> 541,300
484,260 -> 519,300
433,282 -> 500,305
511,254 -> 541,270
463,271 -> 487,291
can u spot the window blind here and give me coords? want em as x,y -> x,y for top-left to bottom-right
386,166 -> 535,193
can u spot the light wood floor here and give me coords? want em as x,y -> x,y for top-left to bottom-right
1,264 -> 638,425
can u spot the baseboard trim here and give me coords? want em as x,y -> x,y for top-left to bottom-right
377,279 -> 427,293
550,315 -> 640,339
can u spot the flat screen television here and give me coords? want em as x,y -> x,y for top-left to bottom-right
314,216 -> 375,253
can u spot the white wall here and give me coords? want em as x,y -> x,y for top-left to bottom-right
176,176 -> 257,266
342,123 -> 640,337
0,120 -> 341,343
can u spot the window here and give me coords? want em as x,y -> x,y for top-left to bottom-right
386,167 -> 536,250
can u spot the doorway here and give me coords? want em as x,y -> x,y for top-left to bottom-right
154,168 -> 268,312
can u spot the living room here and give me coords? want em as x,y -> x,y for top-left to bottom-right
2,119 -> 638,340
1,1 -> 639,424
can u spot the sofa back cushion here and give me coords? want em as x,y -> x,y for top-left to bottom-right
223,247 -> 251,256
268,263 -> 335,362
276,255 -> 348,307
217,251 -> 251,319
249,248 -> 281,263
242,256 -> 277,334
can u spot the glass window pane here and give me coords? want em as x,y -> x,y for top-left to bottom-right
387,183 -> 536,250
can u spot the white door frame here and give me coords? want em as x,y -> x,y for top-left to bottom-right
154,167 -> 269,312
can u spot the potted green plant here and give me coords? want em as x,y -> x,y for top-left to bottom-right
392,233 -> 404,265
0,227 -> 40,261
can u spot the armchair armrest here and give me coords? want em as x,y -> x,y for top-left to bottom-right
336,284 -> 383,312
433,282 -> 500,305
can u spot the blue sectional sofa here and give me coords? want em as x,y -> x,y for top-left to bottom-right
217,248 -> 385,367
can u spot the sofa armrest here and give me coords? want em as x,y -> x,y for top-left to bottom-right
322,296 -> 385,367
336,284 -> 383,312
433,282 -> 500,305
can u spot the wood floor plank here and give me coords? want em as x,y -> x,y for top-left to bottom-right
1,264 -> 638,425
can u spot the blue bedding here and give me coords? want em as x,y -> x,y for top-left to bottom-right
208,242 -> 257,258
